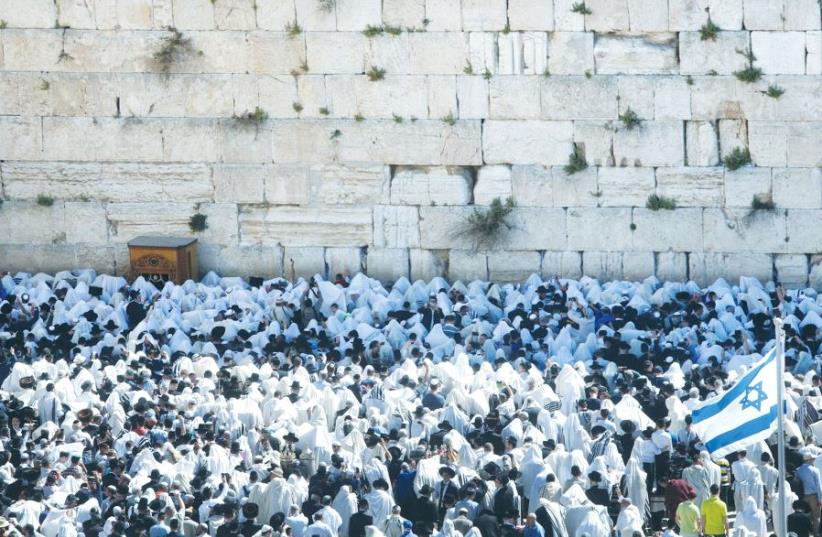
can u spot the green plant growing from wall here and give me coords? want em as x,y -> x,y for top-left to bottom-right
154,28 -> 198,75
0,20 -> 7,29
189,213 -> 208,232
363,25 -> 384,37
750,194 -> 775,211
564,144 -> 588,175
441,112 -> 457,126
293,102 -> 303,113
285,20 -> 302,38
699,17 -> 719,40
763,84 -> 785,99
37,194 -> 55,207
724,147 -> 752,170
571,2 -> 592,15
234,107 -> 269,127
317,0 -> 335,12
463,61 -> 474,75
646,194 -> 677,210
319,107 -> 330,116
734,48 -> 762,83
619,107 -> 641,130
452,197 -> 516,251
367,66 -> 386,81
483,68 -> 493,80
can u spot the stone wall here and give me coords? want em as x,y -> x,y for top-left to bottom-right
1,0 -> 821,286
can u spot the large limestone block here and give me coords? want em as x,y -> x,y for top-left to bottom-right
334,120 -> 483,165
264,164 -> 310,205
786,210 -> 822,253
294,76 -> 328,119
0,29 -> 65,72
613,121 -> 684,167
541,251 -> 582,279
582,252 -> 625,281
628,0 -> 669,31
306,33 -> 370,74
541,76 -> 618,119
689,253 -> 773,286
656,167 -> 723,207
256,0 -> 295,30
270,120 -> 338,163
483,120 -> 573,165
703,208 -> 788,253
418,206 -> 474,249
365,34 -> 410,73
410,248 -> 448,280
160,119 -> 271,163
171,0 -> 215,29
335,0 -> 381,31
623,252 -> 656,280
246,32 -> 307,75
504,208 -> 567,250
749,122 -> 822,168
594,34 -> 678,75
810,256 -> 822,290
15,72 -> 117,117
572,121 -> 613,166
772,169 -> 822,209
474,165 -> 512,205
106,202 -> 203,242
407,33 -> 469,74
669,0 -> 743,30
508,0 -> 553,31
326,247 -> 365,276
213,164 -> 266,203
785,0 -> 821,30
257,75 -> 299,118
366,248 -> 410,282
389,167 -> 473,206
0,0 -> 57,27
43,117 -> 163,161
552,167 -> 599,208
294,0 -> 336,30
313,163 -> 389,205
775,254 -> 808,288
743,0 -> 784,30
554,0 -> 585,31
62,201 -> 109,245
724,168 -> 772,208
809,32 -> 822,75
498,33 -> 522,75
548,32 -> 594,74
115,74 -> 235,118
521,32 -> 549,75
0,201 -> 68,244
283,247 -> 326,278
213,0 -> 256,30
457,76 -> 489,119
382,0 -> 425,27
487,251 -> 541,282
239,207 -> 372,247
425,0 -> 461,30
372,206 -> 420,248
462,0 -> 507,31
656,252 -> 688,281
56,0 -> 96,29
0,116 -> 42,160
427,76 -> 458,119
0,245 -> 121,275
585,0 -> 630,32
597,168 -> 655,207
448,250 -> 488,281
489,77 -> 541,119
566,208 -> 633,251
2,161 -> 213,202
686,121 -> 719,166
679,32 -> 750,75
751,32 -> 806,75
199,245 -> 284,278
616,77 -> 654,118
511,165 -> 552,207
654,77 -> 691,120
718,119 -> 747,156
469,32 -> 497,73
631,208 -> 703,251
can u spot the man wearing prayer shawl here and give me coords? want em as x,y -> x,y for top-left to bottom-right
534,500 -> 568,537
616,498 -> 644,537
682,455 -> 713,509
733,498 -> 767,537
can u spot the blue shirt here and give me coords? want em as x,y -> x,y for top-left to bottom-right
524,523 -> 545,537
149,523 -> 169,537
797,463 -> 822,497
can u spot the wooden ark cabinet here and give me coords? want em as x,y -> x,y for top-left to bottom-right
127,236 -> 198,286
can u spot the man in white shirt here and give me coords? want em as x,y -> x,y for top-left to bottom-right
285,505 -> 308,537
652,419 -> 673,485
305,513 -> 334,537
316,496 -> 342,537
634,428 -> 661,495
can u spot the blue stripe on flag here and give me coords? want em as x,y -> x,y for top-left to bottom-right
704,403 -> 778,453
692,350 -> 776,424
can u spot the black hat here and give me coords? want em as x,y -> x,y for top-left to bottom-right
438,466 -> 456,478
437,420 -> 453,431
419,484 -> 433,496
211,326 -> 226,339
242,503 -> 259,518
89,286 -> 103,298
283,432 -> 299,443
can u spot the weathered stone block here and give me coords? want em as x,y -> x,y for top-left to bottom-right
294,0 -> 336,30
170,0 -> 215,29
617,76 -> 655,119
0,201 -> 67,244
567,208 -> 633,251
541,251 -> 582,279
335,0 -> 382,31
508,0 -> 553,31
669,0 -> 743,31
474,165 -> 512,205
686,121 -> 719,166
553,0 -> 585,31
703,208 -> 788,253
199,244 -> 285,278
552,167 -> 599,208
594,34 -> 678,75
654,77 -> 691,119
775,254 -> 808,288
655,167 -> 723,207
623,252 -> 656,280
373,206 -> 420,248
631,208 -> 703,252
239,207 -> 372,247
483,120 -> 573,165
213,0 -> 256,30
582,252 -> 625,281
628,0 -> 669,31
748,122 -> 788,167
573,121 -> 614,166
613,121 -> 684,167
511,165 -> 553,207
808,32 -> 822,75
0,116 -> 42,160
489,77 -> 541,119
468,32 -> 497,73
456,76 -> 489,119
0,0 -> 57,27
597,168 -> 655,207
751,32 -> 806,75
427,76 -> 458,119
487,251 -> 541,282
306,33 -> 370,74
498,33 -> 523,75
689,253 -> 773,286
313,163 -> 389,205
390,167 -> 473,206
424,0 -> 461,31
810,256 -> 822,290
366,248 -> 410,282
213,164 -> 266,204
785,0 -> 821,30
326,247 -> 365,276
723,168 -> 772,208
786,210 -> 822,254
541,76 -> 618,119
585,0 -> 630,32
743,0 -> 785,30
43,117 -> 163,162
448,250 -> 488,281
255,0 -> 295,30
419,206 -> 474,249
382,0 -> 425,27
679,32 -> 749,75
407,33 -> 469,74
56,0 -> 96,29
656,252 -> 688,281
264,164 -> 310,205
462,0 -> 507,31
772,169 -> 822,209
548,32 -> 594,75
284,247 -> 326,278
410,248 -> 448,280
324,75 -> 426,118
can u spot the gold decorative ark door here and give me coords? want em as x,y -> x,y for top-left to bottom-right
126,236 -> 198,286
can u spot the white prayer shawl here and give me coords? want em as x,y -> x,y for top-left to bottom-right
364,490 -> 394,532
621,459 -> 649,521
520,445 -> 547,498
734,468 -> 764,511
700,451 -> 723,489
682,464 -> 712,508
734,498 -> 767,537
616,504 -> 644,537
333,486 -> 358,537
571,506 -> 611,537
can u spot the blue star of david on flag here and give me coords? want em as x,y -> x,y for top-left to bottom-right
740,381 -> 767,412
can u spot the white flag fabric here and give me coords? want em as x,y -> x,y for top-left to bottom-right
691,348 -> 779,458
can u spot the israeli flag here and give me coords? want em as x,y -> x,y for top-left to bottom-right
691,348 -> 779,458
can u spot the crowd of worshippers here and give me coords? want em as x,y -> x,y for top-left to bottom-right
0,268 -> 821,537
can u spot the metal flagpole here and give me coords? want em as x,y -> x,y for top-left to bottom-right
774,316 -> 788,537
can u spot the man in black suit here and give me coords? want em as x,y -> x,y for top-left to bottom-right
239,503 -> 262,537
348,499 -> 373,537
